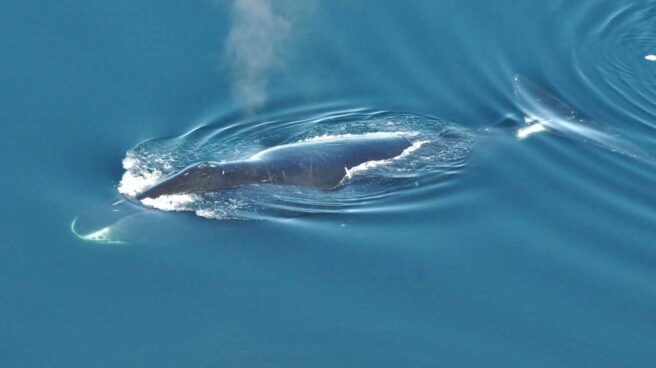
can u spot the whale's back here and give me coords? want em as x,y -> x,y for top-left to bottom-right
137,134 -> 414,199
249,134 -> 412,188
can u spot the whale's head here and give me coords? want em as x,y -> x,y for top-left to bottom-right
136,163 -> 227,200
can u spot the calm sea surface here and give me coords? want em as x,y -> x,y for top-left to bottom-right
2,0 -> 656,366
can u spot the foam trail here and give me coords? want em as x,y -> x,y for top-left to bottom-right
224,0 -> 291,109
513,75 -> 652,162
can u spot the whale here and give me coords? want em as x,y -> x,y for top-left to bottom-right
134,76 -> 655,203
136,134 -> 412,200
73,76 -> 653,243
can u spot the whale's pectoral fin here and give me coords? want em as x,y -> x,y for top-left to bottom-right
72,197 -> 146,244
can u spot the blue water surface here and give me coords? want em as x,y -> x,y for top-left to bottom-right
2,0 -> 656,366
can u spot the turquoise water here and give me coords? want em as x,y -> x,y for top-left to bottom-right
2,0 -> 656,366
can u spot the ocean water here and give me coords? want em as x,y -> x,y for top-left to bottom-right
2,0 -> 656,366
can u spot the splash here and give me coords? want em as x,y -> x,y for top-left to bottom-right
117,154 -> 164,197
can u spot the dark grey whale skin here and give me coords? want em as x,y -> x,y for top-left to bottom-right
136,135 -> 412,200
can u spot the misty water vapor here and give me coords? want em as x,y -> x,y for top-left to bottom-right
224,0 -> 291,109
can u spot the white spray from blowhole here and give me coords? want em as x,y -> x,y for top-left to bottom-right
223,0 -> 292,110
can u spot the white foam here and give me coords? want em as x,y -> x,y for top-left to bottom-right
118,170 -> 163,198
140,194 -> 198,211
121,156 -> 139,170
399,139 -> 429,157
343,139 -> 429,180
195,207 -> 241,220
517,122 -> 548,139
195,208 -> 223,219
117,155 -> 165,197
299,131 -> 418,143
194,198 -> 249,220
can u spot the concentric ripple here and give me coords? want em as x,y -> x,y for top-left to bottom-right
573,3 -> 656,125
118,111 -> 475,220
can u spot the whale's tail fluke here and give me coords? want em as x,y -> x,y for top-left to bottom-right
512,75 -> 652,162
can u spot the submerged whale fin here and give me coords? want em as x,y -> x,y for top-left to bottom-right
512,75 -> 652,162
71,198 -> 145,244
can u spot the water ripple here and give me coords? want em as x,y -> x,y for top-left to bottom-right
573,2 -> 656,127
